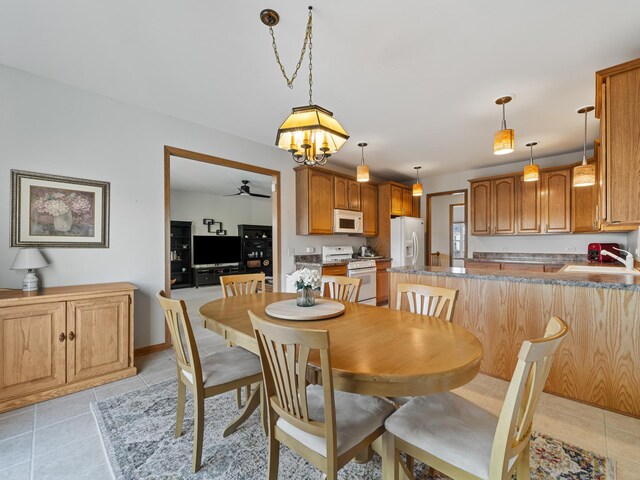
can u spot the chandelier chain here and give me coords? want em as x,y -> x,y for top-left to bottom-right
267,8 -> 313,91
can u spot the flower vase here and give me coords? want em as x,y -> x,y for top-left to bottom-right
53,211 -> 73,232
297,287 -> 315,307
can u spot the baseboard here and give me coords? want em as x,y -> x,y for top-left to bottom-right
134,342 -> 170,357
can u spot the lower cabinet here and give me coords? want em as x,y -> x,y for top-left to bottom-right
0,283 -> 136,413
376,260 -> 391,305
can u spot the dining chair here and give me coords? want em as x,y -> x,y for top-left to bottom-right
248,310 -> 395,480
395,283 -> 458,322
156,291 -> 263,472
219,272 -> 266,407
383,316 -> 569,480
220,272 -> 266,297
430,251 -> 441,266
321,275 -> 362,302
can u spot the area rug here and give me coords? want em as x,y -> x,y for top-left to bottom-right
91,379 -> 615,479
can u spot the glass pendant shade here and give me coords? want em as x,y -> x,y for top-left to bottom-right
276,105 -> 349,165
573,161 -> 596,187
523,164 -> 540,182
357,164 -> 369,182
494,128 -> 515,155
412,182 -> 423,196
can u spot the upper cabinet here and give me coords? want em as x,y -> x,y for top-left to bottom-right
334,176 -> 361,211
541,168 -> 572,233
516,175 -> 541,234
387,183 -> 419,218
390,185 -> 403,216
296,167 -> 334,235
572,155 -> 599,233
469,178 -> 515,235
470,181 -> 491,235
361,182 -> 378,237
596,58 -> 640,226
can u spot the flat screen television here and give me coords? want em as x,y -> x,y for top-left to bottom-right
193,235 -> 242,267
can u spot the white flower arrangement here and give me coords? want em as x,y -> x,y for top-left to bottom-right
291,268 -> 321,291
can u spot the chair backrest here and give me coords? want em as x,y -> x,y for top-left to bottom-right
249,310 -> 338,460
395,283 -> 458,321
489,316 -> 569,478
430,251 -> 441,266
156,290 -> 202,388
220,273 -> 266,298
321,275 -> 361,302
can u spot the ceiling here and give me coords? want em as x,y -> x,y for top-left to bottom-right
2,1 -> 639,181
170,156 -> 272,197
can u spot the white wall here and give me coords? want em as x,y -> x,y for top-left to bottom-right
424,151 -> 629,255
0,65 -> 363,348
430,195 -> 463,259
170,190 -> 272,236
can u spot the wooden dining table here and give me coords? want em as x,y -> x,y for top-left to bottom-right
199,292 -> 483,397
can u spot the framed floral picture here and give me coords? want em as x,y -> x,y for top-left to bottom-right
11,170 -> 110,248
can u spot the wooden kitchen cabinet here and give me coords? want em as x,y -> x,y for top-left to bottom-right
334,176 -> 349,210
321,264 -> 348,276
0,283 -> 136,413
296,167 -> 334,235
390,185 -> 403,216
596,58 -> 640,225
361,182 -> 378,237
572,157 -> 599,233
516,176 -> 542,234
542,169 -> 571,233
401,189 -> 413,216
492,177 -> 516,234
470,180 -> 492,235
376,260 -> 391,305
348,180 -> 361,211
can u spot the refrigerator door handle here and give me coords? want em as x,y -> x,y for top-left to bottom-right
412,231 -> 419,266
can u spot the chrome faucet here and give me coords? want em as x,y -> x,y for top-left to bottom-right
601,247 -> 635,270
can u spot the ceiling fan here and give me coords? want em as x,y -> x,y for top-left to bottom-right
225,180 -> 271,198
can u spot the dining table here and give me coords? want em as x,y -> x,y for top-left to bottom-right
199,292 -> 483,397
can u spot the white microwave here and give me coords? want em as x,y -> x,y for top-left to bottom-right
333,209 -> 363,234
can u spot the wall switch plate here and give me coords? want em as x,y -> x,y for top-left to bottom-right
306,247 -> 315,253
565,247 -> 577,252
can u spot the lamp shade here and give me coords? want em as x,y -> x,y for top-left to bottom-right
412,182 -> 423,196
10,248 -> 48,270
276,105 -> 349,158
494,129 -> 514,155
573,162 -> 596,187
356,164 -> 369,182
523,164 -> 539,182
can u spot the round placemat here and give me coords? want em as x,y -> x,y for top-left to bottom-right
265,299 -> 345,321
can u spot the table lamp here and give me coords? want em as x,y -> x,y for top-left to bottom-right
10,248 -> 48,291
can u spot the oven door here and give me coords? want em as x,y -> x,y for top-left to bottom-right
347,267 -> 377,304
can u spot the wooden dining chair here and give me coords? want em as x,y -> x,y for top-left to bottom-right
383,316 -> 569,480
156,291 -> 263,472
395,283 -> 458,322
220,272 -> 266,297
248,310 -> 395,480
321,275 -> 362,302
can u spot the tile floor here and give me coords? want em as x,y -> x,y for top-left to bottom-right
1,285 -> 639,479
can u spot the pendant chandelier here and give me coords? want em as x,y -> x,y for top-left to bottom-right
412,166 -> 423,196
573,106 -> 596,187
494,96 -> 515,155
523,142 -> 539,182
262,6 -> 349,166
356,142 -> 370,182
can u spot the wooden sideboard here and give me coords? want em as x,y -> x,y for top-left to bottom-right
0,282 -> 137,413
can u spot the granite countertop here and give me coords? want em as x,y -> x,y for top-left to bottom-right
388,264 -> 640,291
294,257 -> 392,269
466,252 -> 587,265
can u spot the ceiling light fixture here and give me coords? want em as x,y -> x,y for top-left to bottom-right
523,142 -> 540,182
356,143 -> 370,182
412,166 -> 423,196
494,96 -> 515,155
573,106 -> 596,187
262,6 -> 349,167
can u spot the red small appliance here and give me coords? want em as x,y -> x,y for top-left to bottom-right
587,243 -> 620,263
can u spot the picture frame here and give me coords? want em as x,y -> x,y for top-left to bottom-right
11,170 -> 110,248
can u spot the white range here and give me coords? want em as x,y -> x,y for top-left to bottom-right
322,246 -> 377,305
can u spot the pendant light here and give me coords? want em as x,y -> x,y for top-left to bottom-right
573,106 -> 596,187
412,166 -> 423,196
263,6 -> 350,166
523,142 -> 539,182
494,96 -> 515,155
356,142 -> 370,182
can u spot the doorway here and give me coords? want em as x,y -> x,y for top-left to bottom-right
426,189 -> 468,267
163,146 -> 281,347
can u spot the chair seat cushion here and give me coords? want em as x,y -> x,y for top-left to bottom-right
182,346 -> 261,388
385,392 -> 515,480
277,384 -> 395,457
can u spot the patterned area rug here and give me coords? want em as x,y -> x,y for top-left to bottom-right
91,379 -> 615,479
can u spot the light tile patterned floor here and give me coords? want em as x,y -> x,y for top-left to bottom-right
1,285 -> 639,479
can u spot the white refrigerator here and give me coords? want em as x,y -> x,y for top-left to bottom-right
390,217 -> 425,268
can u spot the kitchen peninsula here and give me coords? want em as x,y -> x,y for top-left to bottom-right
388,263 -> 640,417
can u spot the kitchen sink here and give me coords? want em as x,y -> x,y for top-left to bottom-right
562,265 -> 640,276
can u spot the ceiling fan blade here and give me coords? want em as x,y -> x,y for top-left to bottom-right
223,192 -> 242,197
249,193 -> 271,198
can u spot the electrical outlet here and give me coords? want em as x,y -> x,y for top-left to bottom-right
501,246 -> 508,251
287,248 -> 295,256
565,247 -> 577,252
306,247 -> 315,253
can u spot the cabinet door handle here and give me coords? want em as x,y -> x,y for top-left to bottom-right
68,331 -> 76,341
59,332 -> 66,342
